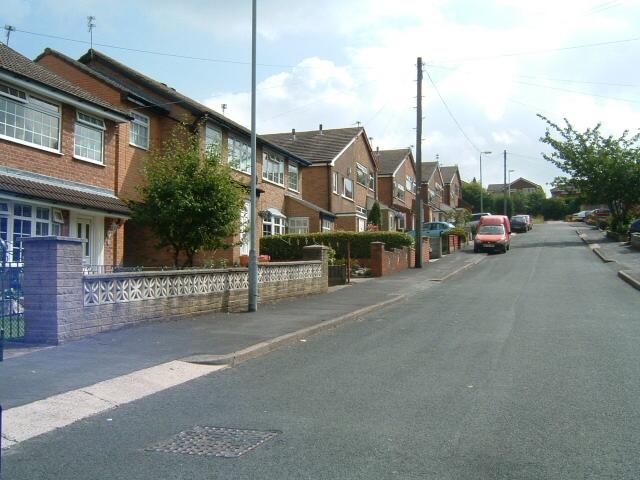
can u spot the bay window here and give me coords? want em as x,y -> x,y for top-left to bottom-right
0,83 -> 60,151
262,214 -> 286,236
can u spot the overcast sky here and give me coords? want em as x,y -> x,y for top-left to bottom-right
4,0 -> 640,192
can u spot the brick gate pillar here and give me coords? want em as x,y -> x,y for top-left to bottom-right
22,236 -> 84,345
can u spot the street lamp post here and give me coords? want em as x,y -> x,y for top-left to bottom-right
479,151 -> 491,213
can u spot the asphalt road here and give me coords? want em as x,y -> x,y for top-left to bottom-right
5,223 -> 640,479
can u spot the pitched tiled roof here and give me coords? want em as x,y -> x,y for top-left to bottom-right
420,161 -> 440,182
285,194 -> 335,218
440,166 -> 459,183
487,183 -> 506,193
0,173 -> 129,215
262,127 -> 362,164
75,49 -> 309,165
0,44 -> 127,117
36,48 -> 169,113
377,149 -> 410,175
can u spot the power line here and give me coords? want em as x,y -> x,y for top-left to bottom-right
423,66 -> 480,153
434,35 -> 640,64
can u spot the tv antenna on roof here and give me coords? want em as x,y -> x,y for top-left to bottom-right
221,104 -> 227,115
354,120 -> 361,128
4,25 -> 16,47
87,16 -> 96,51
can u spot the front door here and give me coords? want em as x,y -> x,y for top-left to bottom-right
240,201 -> 250,256
75,217 -> 92,265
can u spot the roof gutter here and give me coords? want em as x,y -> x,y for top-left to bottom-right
0,70 -> 131,123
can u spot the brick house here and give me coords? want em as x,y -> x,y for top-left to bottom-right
487,177 -> 543,196
0,44 -> 131,267
440,165 -> 463,209
36,48 -> 311,266
419,161 -> 446,222
263,126 -> 378,232
376,148 -> 417,231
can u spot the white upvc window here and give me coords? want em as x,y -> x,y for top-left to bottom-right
262,214 -> 286,236
0,201 -> 54,263
287,163 -> 299,192
263,150 -> 285,185
406,175 -> 415,193
343,177 -> 354,200
288,217 -> 309,234
368,173 -> 375,191
356,205 -> 367,216
129,111 -> 149,150
395,183 -> 405,201
356,163 -> 368,186
0,83 -> 61,152
228,136 -> 251,174
322,218 -> 333,231
205,124 -> 222,153
357,217 -> 367,232
74,111 -> 105,164
333,171 -> 339,194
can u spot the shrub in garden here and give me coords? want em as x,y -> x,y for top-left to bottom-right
260,231 -> 414,260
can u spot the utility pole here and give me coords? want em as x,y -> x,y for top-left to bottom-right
479,151 -> 491,213
414,57 -> 424,268
4,25 -> 15,47
248,0 -> 258,311
503,150 -> 507,216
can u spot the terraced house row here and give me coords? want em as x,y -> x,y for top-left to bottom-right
0,44 -> 466,268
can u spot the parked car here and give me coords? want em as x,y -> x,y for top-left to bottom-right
470,212 -> 492,231
408,221 -> 455,238
522,214 -> 533,230
628,218 -> 640,235
474,215 -> 511,253
510,215 -> 528,233
570,211 -> 590,222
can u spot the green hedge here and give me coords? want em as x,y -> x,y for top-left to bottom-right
260,231 -> 414,260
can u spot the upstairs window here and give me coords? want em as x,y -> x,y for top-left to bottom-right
343,177 -> 354,200
288,163 -> 299,192
205,124 -> 222,154
74,111 -> 105,164
333,171 -> 339,194
368,173 -> 375,191
406,175 -> 415,193
356,163 -> 368,186
395,183 -> 405,201
263,150 -> 284,185
0,83 -> 60,151
129,112 -> 149,150
228,136 -> 251,174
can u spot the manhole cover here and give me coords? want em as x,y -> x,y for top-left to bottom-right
145,426 -> 280,458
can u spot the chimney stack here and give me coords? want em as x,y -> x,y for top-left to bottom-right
319,123 -> 323,135
291,128 -> 296,140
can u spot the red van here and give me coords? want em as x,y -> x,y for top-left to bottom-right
474,215 -> 511,253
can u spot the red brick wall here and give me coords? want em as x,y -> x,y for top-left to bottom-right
370,241 -> 414,277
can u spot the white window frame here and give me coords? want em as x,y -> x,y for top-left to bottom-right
262,214 -> 286,236
263,150 -> 285,186
288,217 -> 309,234
368,173 -> 375,191
322,218 -> 333,232
406,175 -> 414,193
395,183 -> 405,202
129,111 -> 150,150
356,205 -> 367,216
74,111 -> 105,165
287,162 -> 299,192
0,82 -> 62,154
0,200 -> 54,263
343,177 -> 354,201
205,123 -> 222,154
357,217 -> 367,232
333,171 -> 339,194
228,136 -> 251,174
356,163 -> 368,187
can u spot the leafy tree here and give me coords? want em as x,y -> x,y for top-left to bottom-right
461,181 -> 491,213
539,115 -> 640,231
130,123 -> 245,267
541,197 -> 568,220
367,201 -> 382,228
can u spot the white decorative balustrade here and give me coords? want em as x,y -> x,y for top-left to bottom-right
83,262 -> 323,306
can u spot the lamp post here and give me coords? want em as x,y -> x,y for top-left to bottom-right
479,151 -> 492,213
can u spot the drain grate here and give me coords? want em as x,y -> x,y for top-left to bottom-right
145,426 -> 280,458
